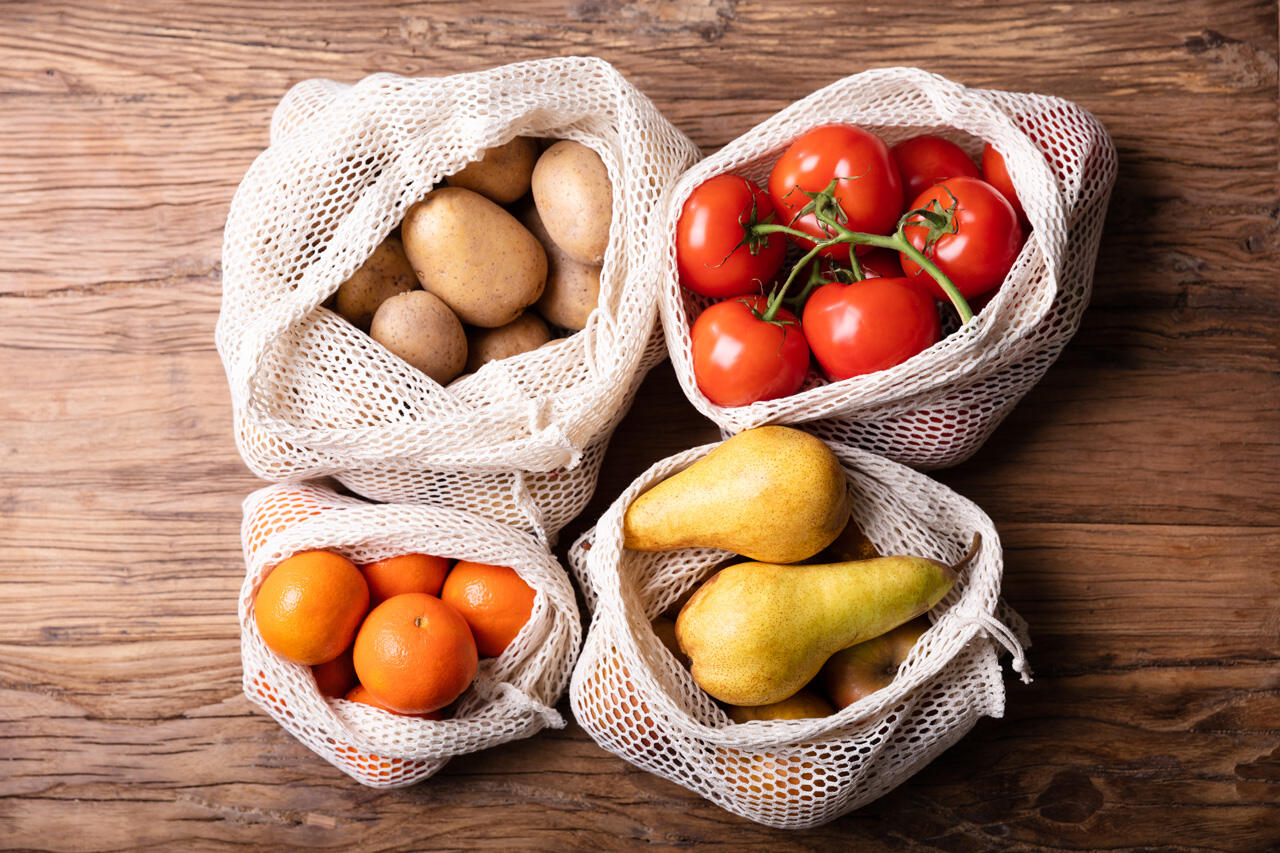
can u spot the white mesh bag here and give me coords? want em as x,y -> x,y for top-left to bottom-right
657,67 -> 1117,468
239,481 -> 580,788
568,437 -> 1030,828
216,57 -> 699,540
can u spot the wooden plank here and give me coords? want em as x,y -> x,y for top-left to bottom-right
0,0 -> 1277,848
1,663 -> 1274,850
940,367 -> 1280,527
1,284 -> 1273,537
0,3 -> 1275,323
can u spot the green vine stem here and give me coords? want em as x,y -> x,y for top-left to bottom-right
752,190 -> 975,325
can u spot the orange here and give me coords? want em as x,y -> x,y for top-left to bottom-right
254,550 -> 369,665
311,645 -> 357,698
344,684 -> 445,720
244,488 -> 325,558
360,553 -> 452,606
352,593 -> 478,714
440,561 -> 536,658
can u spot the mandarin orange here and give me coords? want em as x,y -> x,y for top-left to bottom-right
254,550 -> 369,665
440,561 -> 536,657
360,553 -> 452,606
352,592 -> 478,714
344,684 -> 445,719
312,645 -> 357,698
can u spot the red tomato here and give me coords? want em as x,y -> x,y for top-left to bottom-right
981,143 -> 1029,228
802,278 -> 941,381
768,124 -> 902,260
676,174 -> 787,298
690,294 -> 810,407
900,176 -> 1025,302
854,247 -> 904,279
890,134 -> 981,203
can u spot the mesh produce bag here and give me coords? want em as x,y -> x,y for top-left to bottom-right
216,57 -> 699,539
568,438 -> 1030,828
657,67 -> 1116,468
238,481 -> 581,788
328,331 -> 666,545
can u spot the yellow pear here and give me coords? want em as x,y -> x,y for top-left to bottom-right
622,426 -> 849,564
821,517 -> 881,562
675,551 -> 962,707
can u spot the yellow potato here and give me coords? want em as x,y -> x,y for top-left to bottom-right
518,203 -> 601,331
445,136 -> 539,205
401,187 -> 547,328
333,237 -> 418,330
369,290 -> 467,384
465,312 -> 551,373
531,140 -> 613,265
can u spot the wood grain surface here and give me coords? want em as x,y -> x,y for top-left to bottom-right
1,1 -> 1277,850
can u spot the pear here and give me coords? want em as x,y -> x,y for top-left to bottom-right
675,548 -> 966,707
821,517 -> 881,562
622,426 -> 849,564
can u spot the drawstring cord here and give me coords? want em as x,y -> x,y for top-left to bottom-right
953,608 -> 1033,684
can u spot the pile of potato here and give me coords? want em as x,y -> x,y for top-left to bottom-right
331,137 -> 612,384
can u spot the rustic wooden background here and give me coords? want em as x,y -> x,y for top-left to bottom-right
2,1 -> 1277,850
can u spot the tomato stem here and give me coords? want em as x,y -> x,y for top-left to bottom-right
824,223 -> 974,324
783,261 -> 829,310
848,251 -> 865,282
892,232 -> 974,324
751,188 -> 975,325
753,222 -> 823,243
760,237 -> 836,322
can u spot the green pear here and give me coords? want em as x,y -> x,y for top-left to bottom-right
622,426 -> 849,564
675,553 -> 960,707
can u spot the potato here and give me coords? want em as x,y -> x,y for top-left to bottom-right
401,187 -> 547,328
369,290 -> 467,384
333,237 -> 418,330
518,203 -> 601,331
465,312 -> 551,373
531,140 -> 612,265
444,136 -> 538,205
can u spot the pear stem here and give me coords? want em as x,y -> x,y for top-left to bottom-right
951,532 -> 983,575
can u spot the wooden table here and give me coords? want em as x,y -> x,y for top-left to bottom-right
3,2 -> 1276,850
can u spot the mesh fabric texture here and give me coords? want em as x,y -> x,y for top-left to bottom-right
239,482 -> 581,788
216,58 -> 699,541
656,68 -> 1116,468
568,439 -> 1029,828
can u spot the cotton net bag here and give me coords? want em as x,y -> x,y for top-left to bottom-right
238,481 -> 580,788
217,57 -> 699,540
567,437 -> 1030,828
657,67 -> 1117,469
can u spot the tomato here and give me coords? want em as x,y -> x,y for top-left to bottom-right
900,176 -> 1025,302
854,247 -> 904,279
768,124 -> 902,260
690,294 -> 810,407
802,277 -> 940,381
981,143 -> 1029,228
890,135 -> 980,203
676,174 -> 787,298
